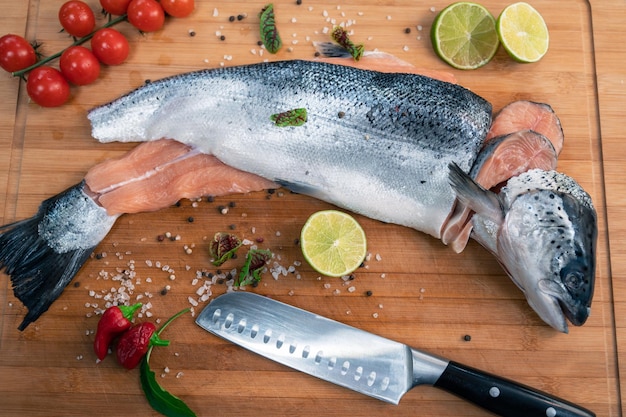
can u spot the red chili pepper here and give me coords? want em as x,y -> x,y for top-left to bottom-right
116,322 -> 170,369
94,303 -> 142,360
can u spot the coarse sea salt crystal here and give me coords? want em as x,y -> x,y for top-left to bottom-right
213,8 -> 218,17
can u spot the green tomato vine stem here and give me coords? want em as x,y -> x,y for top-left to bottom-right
12,14 -> 128,79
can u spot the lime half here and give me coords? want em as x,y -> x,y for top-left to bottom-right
497,2 -> 549,63
431,2 -> 499,70
300,210 -> 367,277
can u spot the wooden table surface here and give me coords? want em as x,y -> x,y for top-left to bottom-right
0,0 -> 624,416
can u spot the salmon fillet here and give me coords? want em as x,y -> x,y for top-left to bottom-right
85,139 -> 277,215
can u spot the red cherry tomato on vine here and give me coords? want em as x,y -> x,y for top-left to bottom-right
60,46 -> 100,85
161,0 -> 195,18
127,0 -> 165,33
26,66 -> 70,107
0,34 -> 37,73
91,28 -> 129,65
99,0 -> 132,16
58,0 -> 96,38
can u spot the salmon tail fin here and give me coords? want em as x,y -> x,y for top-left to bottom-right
0,182 -> 119,330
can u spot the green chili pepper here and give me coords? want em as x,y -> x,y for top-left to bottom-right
140,308 -> 196,417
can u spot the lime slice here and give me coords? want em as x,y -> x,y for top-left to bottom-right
497,2 -> 549,63
431,2 -> 499,70
300,210 -> 367,277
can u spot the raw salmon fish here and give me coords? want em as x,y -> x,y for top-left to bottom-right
0,58 -> 595,333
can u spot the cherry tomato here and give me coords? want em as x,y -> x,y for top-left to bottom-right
91,28 -> 129,65
60,46 -> 100,85
127,0 -> 165,32
26,66 -> 70,107
0,34 -> 37,73
160,0 -> 194,18
99,0 -> 132,16
58,0 -> 96,38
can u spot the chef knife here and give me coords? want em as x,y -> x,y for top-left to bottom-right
195,292 -> 595,417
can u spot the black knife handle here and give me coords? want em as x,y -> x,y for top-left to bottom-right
433,361 -> 595,417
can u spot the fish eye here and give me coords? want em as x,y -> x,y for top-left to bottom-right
562,270 -> 585,292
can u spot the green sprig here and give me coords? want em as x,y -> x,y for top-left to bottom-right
331,26 -> 364,61
209,232 -> 243,266
236,249 -> 273,287
270,108 -> 307,127
259,4 -> 282,54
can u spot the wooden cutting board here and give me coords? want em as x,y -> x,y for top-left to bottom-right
0,0 -> 623,416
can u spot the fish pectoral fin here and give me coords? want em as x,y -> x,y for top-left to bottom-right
275,179 -> 326,199
448,162 -> 504,225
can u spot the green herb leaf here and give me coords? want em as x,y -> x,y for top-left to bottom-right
209,232 -> 242,266
259,4 -> 282,54
236,249 -> 273,287
270,108 -> 307,127
140,357 -> 196,417
141,308 -> 195,417
331,26 -> 364,61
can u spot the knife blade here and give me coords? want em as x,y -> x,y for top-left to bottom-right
195,292 -> 594,417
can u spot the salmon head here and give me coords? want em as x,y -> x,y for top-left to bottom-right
449,165 -> 597,333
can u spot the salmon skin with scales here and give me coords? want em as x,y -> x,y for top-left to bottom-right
88,60 -> 492,238
0,59 -> 596,333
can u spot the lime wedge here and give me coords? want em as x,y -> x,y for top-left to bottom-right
497,2 -> 549,63
431,2 -> 499,70
300,210 -> 367,277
